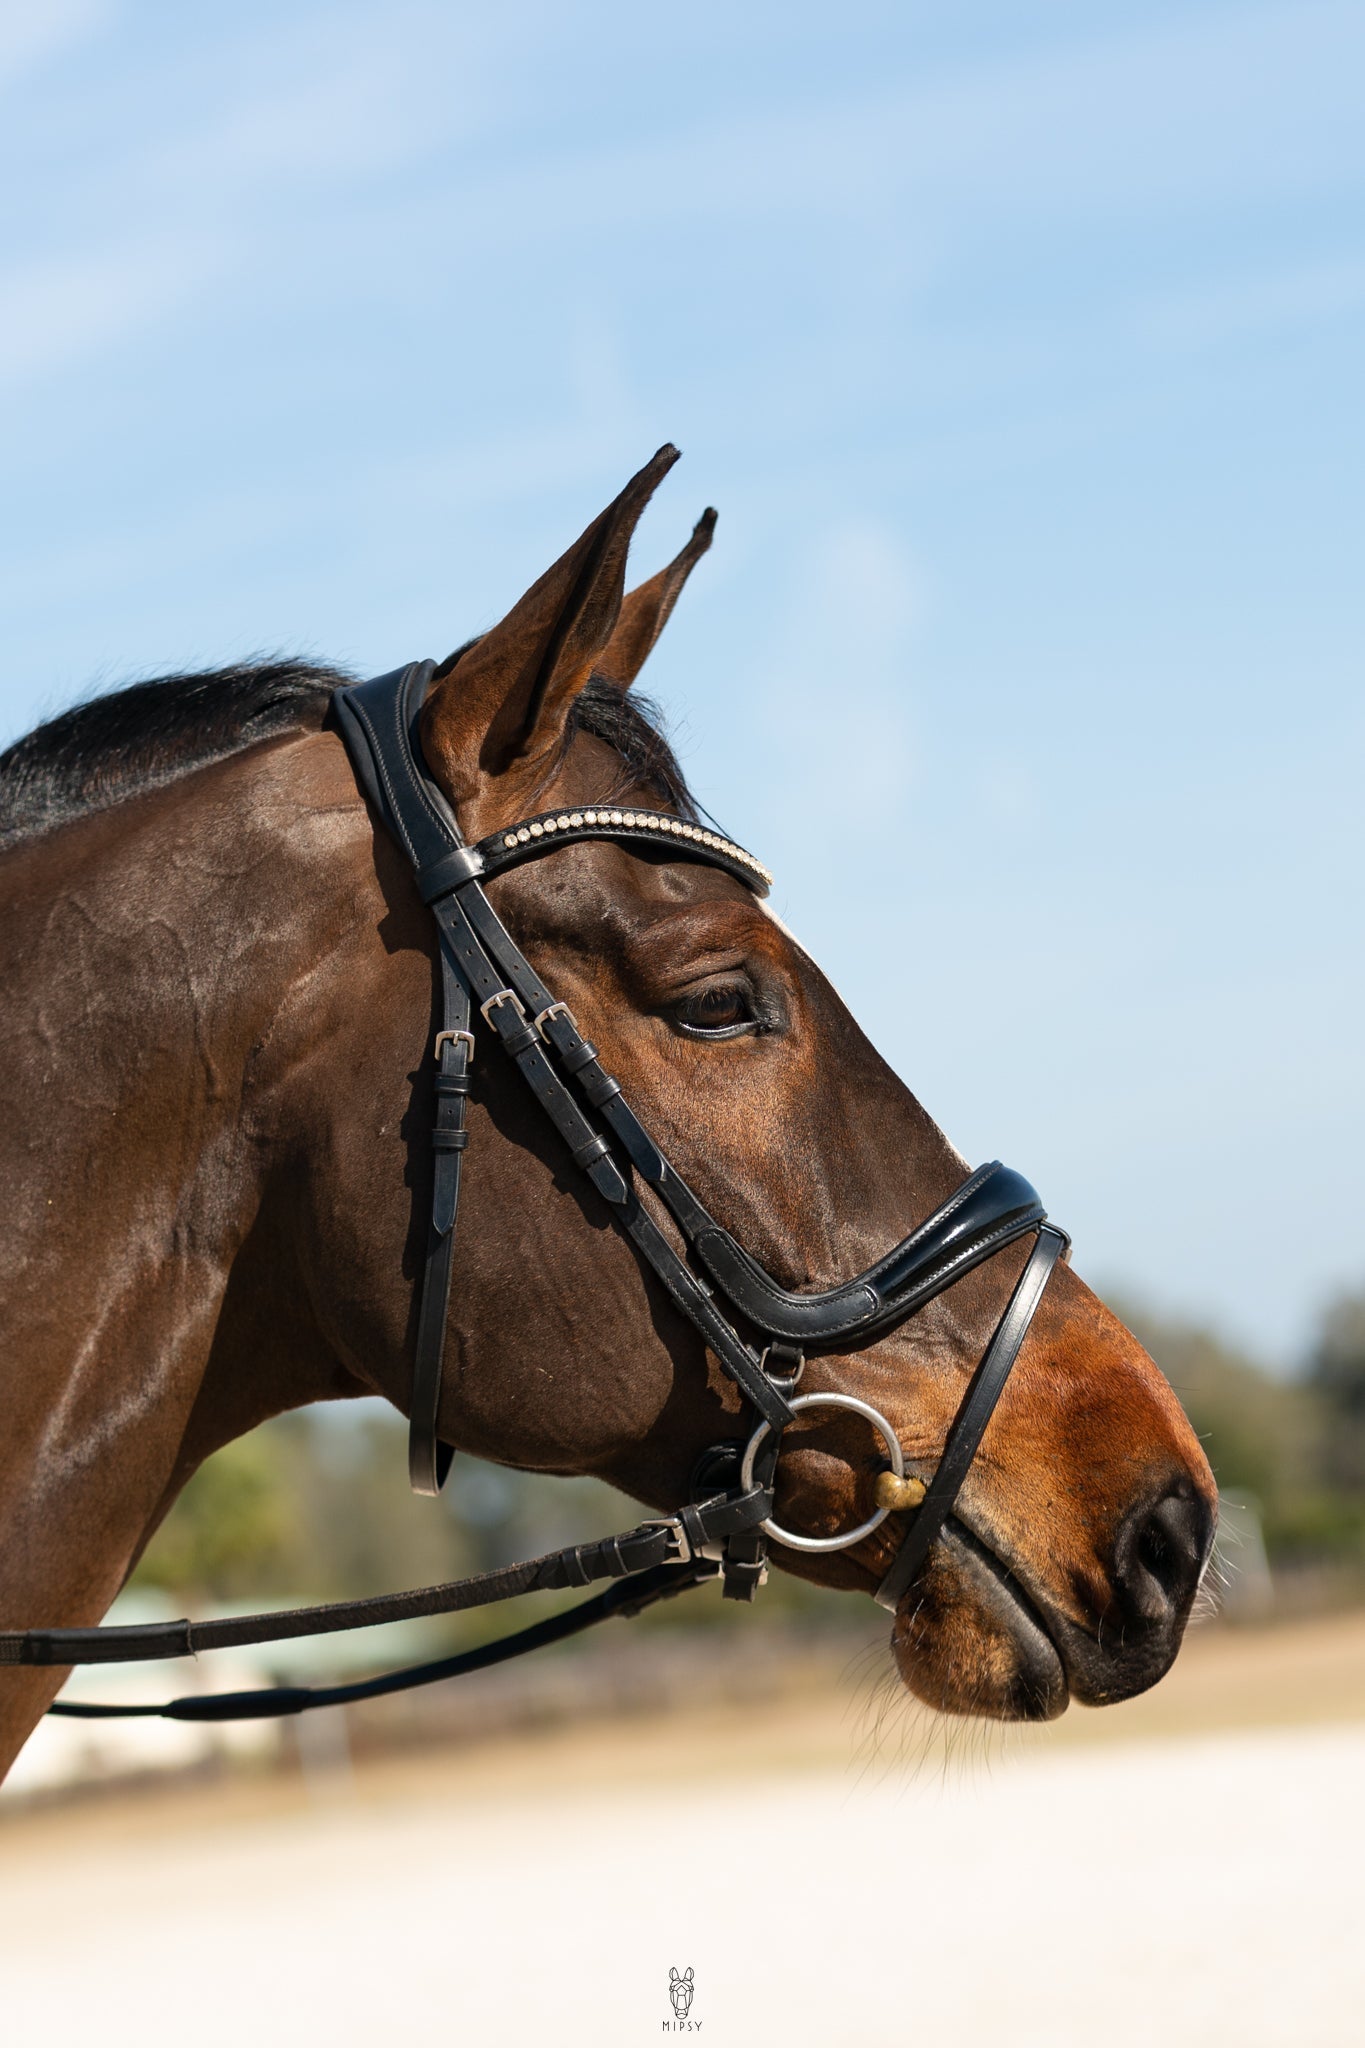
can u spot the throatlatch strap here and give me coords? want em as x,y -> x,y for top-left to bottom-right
408,950 -> 471,1495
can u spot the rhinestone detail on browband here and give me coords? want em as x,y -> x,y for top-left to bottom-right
474,806 -> 774,893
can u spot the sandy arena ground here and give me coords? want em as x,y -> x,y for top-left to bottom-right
3,1613 -> 1365,2047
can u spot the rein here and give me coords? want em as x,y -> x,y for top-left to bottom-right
3,661 -> 1067,1722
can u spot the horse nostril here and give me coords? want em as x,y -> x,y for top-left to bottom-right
1112,1486 -> 1213,1628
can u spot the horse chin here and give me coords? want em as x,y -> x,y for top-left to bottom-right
890,1522 -> 1069,1723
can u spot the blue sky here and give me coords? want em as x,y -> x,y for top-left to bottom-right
1,1 -> 1361,1361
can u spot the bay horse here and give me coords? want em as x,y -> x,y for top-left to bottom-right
0,449 -> 1215,1777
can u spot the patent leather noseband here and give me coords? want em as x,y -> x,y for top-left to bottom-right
8,660 -> 1069,1719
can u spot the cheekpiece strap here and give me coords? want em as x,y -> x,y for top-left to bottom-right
330,663 -> 784,1502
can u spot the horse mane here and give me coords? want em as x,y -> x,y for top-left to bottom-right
0,659 -> 698,850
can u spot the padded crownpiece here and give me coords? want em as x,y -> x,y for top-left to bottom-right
331,667 -> 773,900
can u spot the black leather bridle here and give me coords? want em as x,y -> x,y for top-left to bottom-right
4,661 -> 1068,1720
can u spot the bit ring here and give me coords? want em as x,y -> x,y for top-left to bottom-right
740,1392 -> 907,1554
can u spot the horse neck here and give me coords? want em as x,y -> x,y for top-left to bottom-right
0,733 -> 366,1634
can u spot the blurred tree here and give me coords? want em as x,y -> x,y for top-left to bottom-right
131,1403 -> 849,1627
132,1426 -> 297,1601
1306,1286 -> 1365,1492
1109,1298 -> 1365,1561
133,1409 -> 491,1602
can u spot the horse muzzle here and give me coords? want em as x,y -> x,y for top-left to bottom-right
888,1476 -> 1217,1721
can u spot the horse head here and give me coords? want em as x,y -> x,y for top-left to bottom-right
0,448 -> 1215,1770
297,447 -> 1215,1720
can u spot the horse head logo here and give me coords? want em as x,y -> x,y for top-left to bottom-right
669,1967 -> 694,2017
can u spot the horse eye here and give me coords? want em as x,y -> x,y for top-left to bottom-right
673,982 -> 758,1038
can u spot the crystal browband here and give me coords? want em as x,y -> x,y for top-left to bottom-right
470,806 -> 774,895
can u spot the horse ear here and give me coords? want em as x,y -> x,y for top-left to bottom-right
670,1969 -> 680,1982
595,508 -> 716,687
684,1968 -> 694,1982
421,445 -> 679,812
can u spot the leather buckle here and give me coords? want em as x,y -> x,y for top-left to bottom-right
640,1516 -> 692,1565
479,989 -> 526,1027
433,1028 -> 475,1062
534,1001 -> 577,1041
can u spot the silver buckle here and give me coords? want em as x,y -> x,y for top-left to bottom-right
641,1515 -> 692,1565
479,988 -> 526,1027
433,1028 -> 475,1062
533,1001 -> 576,1041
